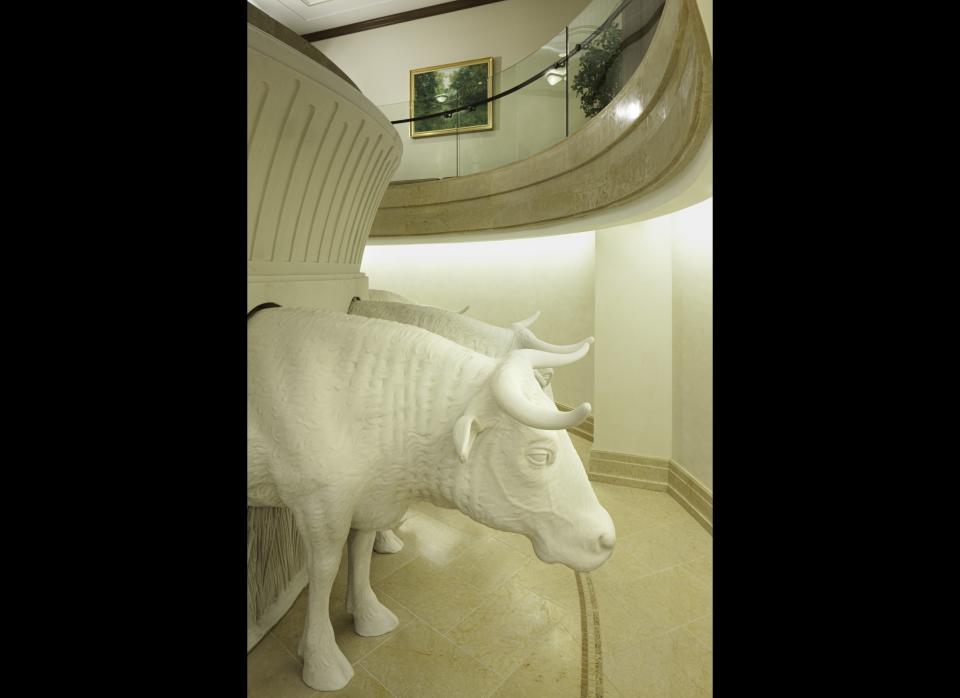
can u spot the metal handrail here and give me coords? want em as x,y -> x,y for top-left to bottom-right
390,0 -> 650,125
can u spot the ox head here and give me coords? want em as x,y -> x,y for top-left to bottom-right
450,343 -> 614,572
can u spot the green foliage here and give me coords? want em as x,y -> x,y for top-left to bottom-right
448,64 -> 488,128
571,23 -> 623,118
413,71 -> 445,133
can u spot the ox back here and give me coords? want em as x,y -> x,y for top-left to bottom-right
348,299 -> 517,358
247,307 -> 495,505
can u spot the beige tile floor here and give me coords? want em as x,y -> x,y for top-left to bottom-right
248,435 -> 713,697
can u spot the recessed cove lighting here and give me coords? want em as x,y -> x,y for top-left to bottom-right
299,0 -> 334,6
615,100 -> 642,121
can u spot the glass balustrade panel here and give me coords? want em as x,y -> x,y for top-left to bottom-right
380,100 -> 458,183
567,0 -> 663,134
457,27 -> 567,176
376,0 -> 664,182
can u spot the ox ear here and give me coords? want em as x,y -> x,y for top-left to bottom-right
534,368 -> 554,388
453,414 -> 481,463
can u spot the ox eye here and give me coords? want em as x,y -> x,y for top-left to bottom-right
527,450 -> 554,467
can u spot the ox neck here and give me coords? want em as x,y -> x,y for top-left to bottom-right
382,354 -> 492,512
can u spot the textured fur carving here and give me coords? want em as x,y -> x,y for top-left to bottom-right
366,290 -> 469,315
248,307 -> 613,690
349,298 -> 588,551
348,300 -> 591,369
351,299 -> 529,356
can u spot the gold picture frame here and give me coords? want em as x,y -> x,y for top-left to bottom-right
409,57 -> 494,139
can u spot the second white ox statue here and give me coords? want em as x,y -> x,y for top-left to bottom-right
367,288 -> 470,315
349,299 -> 591,361
248,307 -> 614,691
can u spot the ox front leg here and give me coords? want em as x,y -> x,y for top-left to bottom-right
294,510 -> 354,691
346,528 -> 399,636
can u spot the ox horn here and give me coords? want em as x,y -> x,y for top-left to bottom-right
510,309 -> 541,330
492,346 -> 592,430
523,332 -> 595,354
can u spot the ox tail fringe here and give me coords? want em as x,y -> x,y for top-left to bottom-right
247,506 -> 307,650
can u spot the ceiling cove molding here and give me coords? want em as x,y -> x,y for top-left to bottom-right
248,3 -> 358,88
301,0 -> 507,42
369,0 -> 712,238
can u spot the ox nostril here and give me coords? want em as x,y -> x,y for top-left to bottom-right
598,530 -> 615,551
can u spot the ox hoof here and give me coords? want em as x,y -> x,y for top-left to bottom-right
302,648 -> 354,691
374,530 -> 404,554
354,601 -> 399,637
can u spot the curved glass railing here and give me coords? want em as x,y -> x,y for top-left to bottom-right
378,0 -> 665,183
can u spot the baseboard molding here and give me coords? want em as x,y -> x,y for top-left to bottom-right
588,450 -> 669,490
556,401 -> 594,442
588,449 -> 712,534
668,459 -> 713,534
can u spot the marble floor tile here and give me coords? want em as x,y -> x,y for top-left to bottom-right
373,555 -> 494,633
490,621 -> 582,697
369,539 -> 421,585
603,672 -> 626,697
446,577 -> 568,677
325,666 -> 394,697
511,556 -> 581,613
442,536 -> 531,594
588,544 -> 656,597
490,528 -> 537,557
599,565 -> 712,656
360,620 -> 501,698
682,554 -> 712,586
381,511 -> 470,568
604,627 -> 712,698
615,517 -> 713,574
685,613 -> 712,650
248,633 -> 320,698
592,482 -> 692,536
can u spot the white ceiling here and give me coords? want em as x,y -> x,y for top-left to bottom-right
250,0 -> 449,36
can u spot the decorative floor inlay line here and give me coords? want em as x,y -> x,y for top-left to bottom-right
576,570 -> 603,698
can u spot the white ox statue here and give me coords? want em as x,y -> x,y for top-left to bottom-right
348,299 -> 594,554
248,307 -> 614,691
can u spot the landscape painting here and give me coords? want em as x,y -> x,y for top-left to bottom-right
409,57 -> 494,138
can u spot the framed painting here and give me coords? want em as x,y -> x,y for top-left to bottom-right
409,57 -> 494,138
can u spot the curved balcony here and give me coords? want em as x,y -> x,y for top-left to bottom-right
369,0 -> 711,237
